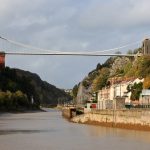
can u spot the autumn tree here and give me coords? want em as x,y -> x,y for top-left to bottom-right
143,76 -> 150,89
92,67 -> 110,92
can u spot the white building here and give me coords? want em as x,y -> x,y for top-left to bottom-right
139,89 -> 150,107
97,78 -> 144,109
97,87 -> 112,109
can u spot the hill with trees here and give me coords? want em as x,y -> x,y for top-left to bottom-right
0,67 -> 71,111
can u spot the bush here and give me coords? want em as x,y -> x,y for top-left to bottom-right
0,91 -> 30,111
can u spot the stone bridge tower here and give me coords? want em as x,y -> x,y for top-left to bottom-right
142,39 -> 150,55
0,52 -> 5,69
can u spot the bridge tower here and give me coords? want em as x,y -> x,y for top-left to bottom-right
142,39 -> 150,55
0,52 -> 5,69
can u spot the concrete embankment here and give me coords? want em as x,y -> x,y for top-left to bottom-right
62,107 -> 76,119
71,109 -> 150,131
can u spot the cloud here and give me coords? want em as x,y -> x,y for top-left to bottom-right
79,0 -> 150,30
1,0 -> 150,88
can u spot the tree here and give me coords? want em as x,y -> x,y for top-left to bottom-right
96,63 -> 102,70
133,48 -> 142,54
72,84 -> 79,98
102,57 -> 114,68
127,50 -> 133,54
82,80 -> 90,89
115,51 -> 122,54
139,56 -> 150,77
14,91 -> 29,108
129,82 -> 143,101
92,67 -> 110,91
143,76 -> 150,89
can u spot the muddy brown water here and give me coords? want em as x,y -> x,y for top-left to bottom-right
0,109 -> 150,150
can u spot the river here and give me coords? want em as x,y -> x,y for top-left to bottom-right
0,109 -> 150,150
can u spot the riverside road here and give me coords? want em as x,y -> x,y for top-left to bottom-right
0,109 -> 150,150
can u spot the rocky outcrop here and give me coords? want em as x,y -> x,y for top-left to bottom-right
110,57 -> 130,76
76,82 -> 92,105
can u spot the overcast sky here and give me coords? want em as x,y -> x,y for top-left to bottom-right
0,0 -> 150,89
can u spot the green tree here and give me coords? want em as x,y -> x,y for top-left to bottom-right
127,50 -> 133,54
72,84 -> 79,98
138,56 -> 150,77
14,91 -> 29,108
128,82 -> 143,101
96,63 -> 102,70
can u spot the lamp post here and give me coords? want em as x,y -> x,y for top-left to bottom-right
113,78 -> 117,126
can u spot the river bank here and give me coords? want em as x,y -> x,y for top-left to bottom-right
71,109 -> 150,131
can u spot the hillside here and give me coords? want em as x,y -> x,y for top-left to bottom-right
0,67 -> 71,111
73,49 -> 150,103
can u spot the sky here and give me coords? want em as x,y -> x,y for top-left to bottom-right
0,0 -> 150,89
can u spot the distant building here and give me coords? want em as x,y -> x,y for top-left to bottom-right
64,89 -> 72,94
84,103 -> 98,113
142,39 -> 150,55
0,52 -> 5,69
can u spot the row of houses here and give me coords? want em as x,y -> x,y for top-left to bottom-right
84,77 -> 150,112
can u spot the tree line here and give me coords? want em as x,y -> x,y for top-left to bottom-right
0,67 -> 39,111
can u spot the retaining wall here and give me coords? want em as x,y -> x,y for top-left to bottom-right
62,107 -> 76,119
71,109 -> 150,130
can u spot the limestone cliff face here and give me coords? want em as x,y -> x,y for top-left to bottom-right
110,57 -> 130,76
76,82 -> 92,106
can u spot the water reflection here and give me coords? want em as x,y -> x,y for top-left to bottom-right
0,129 -> 56,135
85,124 -> 150,143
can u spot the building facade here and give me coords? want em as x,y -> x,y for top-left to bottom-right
97,87 -> 110,101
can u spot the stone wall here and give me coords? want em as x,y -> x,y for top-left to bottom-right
62,107 -> 76,119
62,107 -> 71,119
71,109 -> 150,130
116,98 -> 125,109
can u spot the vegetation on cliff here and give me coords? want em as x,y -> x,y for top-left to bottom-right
73,48 -> 150,101
0,67 -> 71,111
